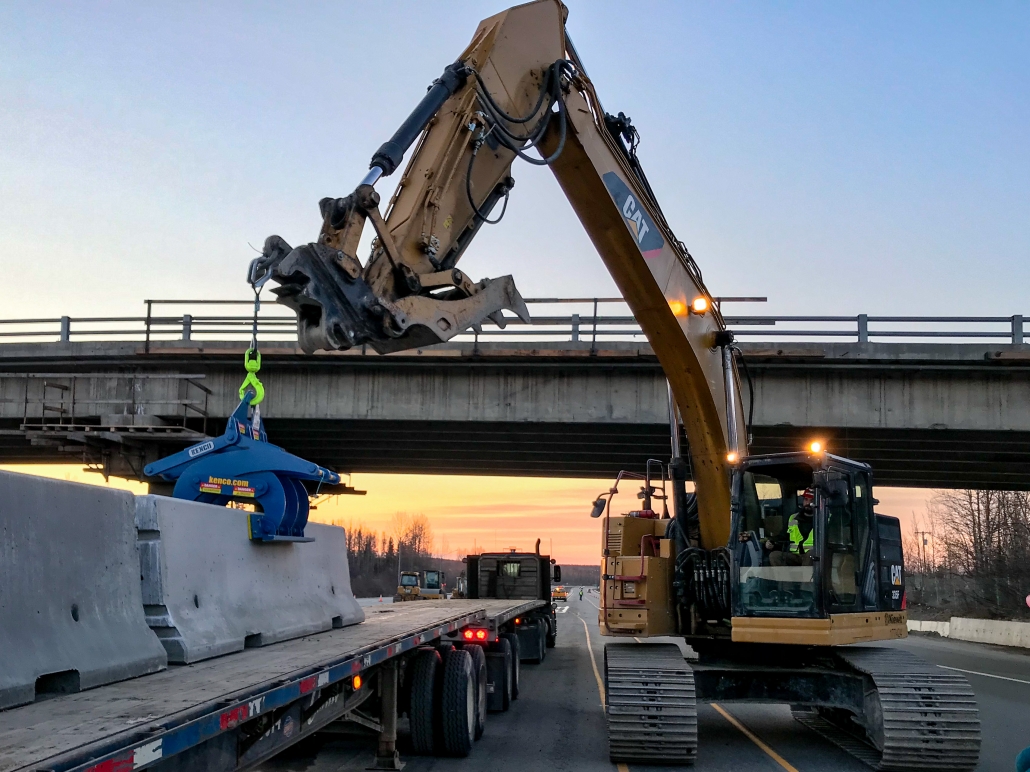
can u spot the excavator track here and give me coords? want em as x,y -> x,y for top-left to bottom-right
796,647 -> 980,771
604,643 -> 697,765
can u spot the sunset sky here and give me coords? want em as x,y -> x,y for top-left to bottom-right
1,464 -> 932,566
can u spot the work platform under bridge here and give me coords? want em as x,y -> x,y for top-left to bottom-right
1,299 -> 1028,489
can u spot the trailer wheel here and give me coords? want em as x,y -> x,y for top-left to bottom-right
408,648 -> 442,755
441,648 -> 476,757
546,616 -> 557,649
537,620 -> 547,662
463,644 -> 488,739
501,632 -> 520,699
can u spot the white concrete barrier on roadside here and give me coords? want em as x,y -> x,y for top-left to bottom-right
0,472 -> 167,710
907,619 -> 951,637
136,495 -> 364,664
949,617 -> 1030,649
907,616 -> 1030,648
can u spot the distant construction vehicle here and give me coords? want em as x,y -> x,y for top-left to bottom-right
551,586 -> 568,602
394,569 -> 447,602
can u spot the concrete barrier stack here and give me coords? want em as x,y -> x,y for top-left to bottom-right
0,471 -> 167,710
136,495 -> 364,663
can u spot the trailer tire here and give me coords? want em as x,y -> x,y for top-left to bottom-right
501,632 -> 520,700
537,620 -> 547,662
463,644 -> 488,739
546,616 -> 557,649
441,648 -> 476,757
409,648 -> 442,755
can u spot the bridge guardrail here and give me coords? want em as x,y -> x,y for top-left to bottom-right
0,299 -> 1024,346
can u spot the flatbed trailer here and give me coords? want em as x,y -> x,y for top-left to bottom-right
0,599 -> 545,772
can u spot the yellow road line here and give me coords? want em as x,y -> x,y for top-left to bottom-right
711,703 -> 799,772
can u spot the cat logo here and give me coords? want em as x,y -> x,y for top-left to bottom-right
890,564 -> 903,586
602,172 -> 665,258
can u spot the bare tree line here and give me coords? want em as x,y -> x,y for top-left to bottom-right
334,513 -> 437,598
905,490 -> 1030,620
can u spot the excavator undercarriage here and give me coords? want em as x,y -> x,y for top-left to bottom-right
605,642 -> 981,769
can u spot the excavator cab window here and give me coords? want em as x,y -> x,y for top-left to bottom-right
734,458 -> 881,618
822,470 -> 859,610
400,574 -> 419,587
735,466 -> 819,617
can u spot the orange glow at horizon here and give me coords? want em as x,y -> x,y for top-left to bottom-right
1,465 -> 935,565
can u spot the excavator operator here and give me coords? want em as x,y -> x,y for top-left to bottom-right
769,488 -> 816,567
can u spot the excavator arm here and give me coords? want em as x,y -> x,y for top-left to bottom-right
253,0 -> 746,549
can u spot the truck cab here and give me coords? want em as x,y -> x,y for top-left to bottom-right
464,547 -> 562,652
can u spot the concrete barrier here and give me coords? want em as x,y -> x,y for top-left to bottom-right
949,617 -> 1030,649
0,472 -> 167,710
136,496 -> 364,663
907,619 -> 951,637
907,617 -> 1030,648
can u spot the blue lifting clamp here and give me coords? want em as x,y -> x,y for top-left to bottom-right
143,391 -> 340,543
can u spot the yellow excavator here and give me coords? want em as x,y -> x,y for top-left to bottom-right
249,1 -> 981,767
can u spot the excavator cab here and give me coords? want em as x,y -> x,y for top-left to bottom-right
729,450 -> 907,643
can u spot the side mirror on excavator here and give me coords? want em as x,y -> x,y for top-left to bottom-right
590,497 -> 607,518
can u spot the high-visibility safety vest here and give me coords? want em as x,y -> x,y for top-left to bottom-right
787,514 -> 815,554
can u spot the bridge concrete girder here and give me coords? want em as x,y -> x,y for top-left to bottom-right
1,340 -> 1028,489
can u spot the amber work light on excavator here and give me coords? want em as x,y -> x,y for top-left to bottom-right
251,1 -> 981,767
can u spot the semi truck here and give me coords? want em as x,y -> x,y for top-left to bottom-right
464,545 -> 561,657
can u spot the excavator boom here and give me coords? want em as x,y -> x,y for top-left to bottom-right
254,0 -> 745,549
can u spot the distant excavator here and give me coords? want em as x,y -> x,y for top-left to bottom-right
249,1 -> 981,767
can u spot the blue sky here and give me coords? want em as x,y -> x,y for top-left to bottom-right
1,1 -> 1027,319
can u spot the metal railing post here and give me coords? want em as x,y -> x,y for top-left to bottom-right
144,300 -> 153,354
857,314 -> 868,343
182,314 -> 192,342
590,299 -> 598,355
571,313 -> 580,342
1012,315 -> 1024,345
59,316 -> 70,342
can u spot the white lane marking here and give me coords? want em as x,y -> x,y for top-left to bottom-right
938,664 -> 1030,685
556,605 -> 570,613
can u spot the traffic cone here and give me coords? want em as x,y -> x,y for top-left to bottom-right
378,595 -> 383,603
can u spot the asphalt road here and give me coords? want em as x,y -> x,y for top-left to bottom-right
260,590 -> 1030,772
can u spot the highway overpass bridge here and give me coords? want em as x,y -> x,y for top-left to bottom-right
1,301 -> 1028,489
